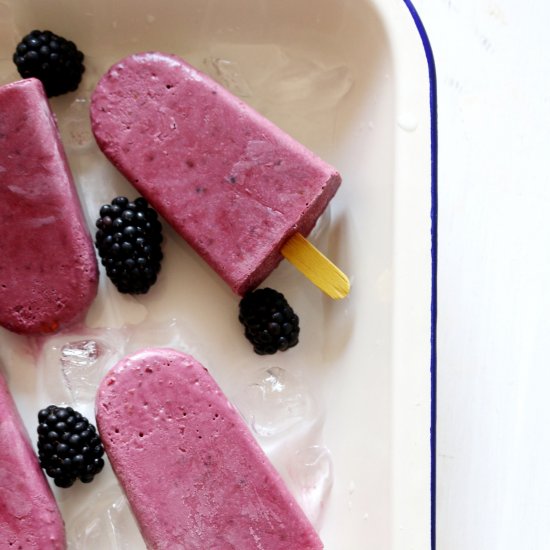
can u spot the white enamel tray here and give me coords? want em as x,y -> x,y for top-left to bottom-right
0,0 -> 436,548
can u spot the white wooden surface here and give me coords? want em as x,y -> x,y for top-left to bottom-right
411,1 -> 550,548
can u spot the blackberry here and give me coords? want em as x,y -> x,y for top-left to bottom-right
37,405 -> 105,488
238,288 -> 300,355
95,196 -> 163,294
13,30 -> 85,97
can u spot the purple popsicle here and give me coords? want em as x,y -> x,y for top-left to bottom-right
0,369 -> 66,549
90,52 -> 341,296
96,348 -> 323,549
0,78 -> 98,334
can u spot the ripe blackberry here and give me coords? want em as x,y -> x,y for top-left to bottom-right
95,196 -> 163,294
37,405 -> 105,488
13,30 -> 85,97
238,288 -> 300,355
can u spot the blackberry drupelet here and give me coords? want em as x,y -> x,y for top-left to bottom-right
95,196 -> 163,294
37,405 -> 105,488
13,30 -> 85,97
239,288 -> 300,355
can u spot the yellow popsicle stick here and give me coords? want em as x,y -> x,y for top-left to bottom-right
281,233 -> 350,299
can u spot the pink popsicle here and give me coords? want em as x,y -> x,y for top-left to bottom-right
0,369 -> 66,549
90,52 -> 341,295
0,78 -> 98,335
96,348 -> 323,550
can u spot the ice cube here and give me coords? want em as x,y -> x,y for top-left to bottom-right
203,43 -> 353,114
235,366 -> 318,439
205,57 -> 253,98
201,43 -> 288,99
288,445 -> 333,528
263,60 -> 353,111
37,329 -> 126,409
60,339 -> 101,404
61,339 -> 99,366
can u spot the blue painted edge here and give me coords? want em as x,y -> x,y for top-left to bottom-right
400,1 -> 438,549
